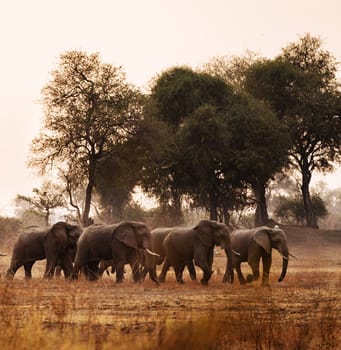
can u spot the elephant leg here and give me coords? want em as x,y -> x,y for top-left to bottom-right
139,263 -> 147,280
24,261 -> 34,279
5,261 -> 22,279
207,248 -> 214,274
159,258 -> 171,283
54,265 -> 62,277
248,255 -> 261,282
72,261 -> 82,279
86,261 -> 100,281
235,263 -> 246,285
115,261 -> 125,283
194,251 -> 212,285
223,268 -> 233,283
261,254 -> 272,286
44,258 -> 58,279
186,260 -> 196,280
60,255 -> 73,279
130,261 -> 140,283
175,263 -> 186,284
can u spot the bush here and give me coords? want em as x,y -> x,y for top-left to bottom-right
274,194 -> 328,225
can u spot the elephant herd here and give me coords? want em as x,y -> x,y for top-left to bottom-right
2,219 -> 291,286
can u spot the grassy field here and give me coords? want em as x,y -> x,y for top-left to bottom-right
0,225 -> 340,349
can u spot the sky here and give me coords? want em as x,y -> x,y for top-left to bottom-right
1,0 -> 341,216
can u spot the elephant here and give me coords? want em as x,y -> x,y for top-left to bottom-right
160,220 -> 234,285
72,221 -> 159,284
5,222 -> 82,279
141,227 -> 197,282
98,255 -> 140,279
223,226 -> 289,285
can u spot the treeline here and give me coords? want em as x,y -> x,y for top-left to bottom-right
17,34 -> 341,229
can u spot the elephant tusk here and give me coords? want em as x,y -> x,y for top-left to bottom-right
145,248 -> 160,257
281,255 -> 289,260
232,249 -> 241,256
289,252 -> 297,259
0,253 -> 6,256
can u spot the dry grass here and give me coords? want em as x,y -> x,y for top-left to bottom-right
0,225 -> 340,349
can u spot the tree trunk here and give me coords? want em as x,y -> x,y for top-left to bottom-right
82,165 -> 96,227
209,195 -> 218,221
253,180 -> 270,227
301,168 -> 318,228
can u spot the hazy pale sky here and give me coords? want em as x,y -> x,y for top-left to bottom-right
1,0 -> 341,215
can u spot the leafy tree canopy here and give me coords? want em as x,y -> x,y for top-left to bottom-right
29,51 -> 144,226
244,34 -> 341,227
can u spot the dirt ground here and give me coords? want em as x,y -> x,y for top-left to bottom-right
0,225 -> 340,348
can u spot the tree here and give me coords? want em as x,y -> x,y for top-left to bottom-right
201,50 -> 263,91
142,67 -> 235,223
29,51 -> 144,227
274,194 -> 328,225
144,65 -> 290,226
16,181 -> 65,225
245,34 -> 341,228
176,104 -> 245,222
225,94 -> 291,226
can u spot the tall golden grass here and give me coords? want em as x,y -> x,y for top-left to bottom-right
0,270 -> 340,350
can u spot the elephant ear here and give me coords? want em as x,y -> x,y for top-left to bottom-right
194,220 -> 214,247
50,222 -> 68,249
253,228 -> 271,254
114,222 -> 138,249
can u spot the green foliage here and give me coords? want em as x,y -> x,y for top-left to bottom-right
143,66 -> 237,221
244,34 -> 341,227
143,65 -> 291,223
149,66 -> 233,127
274,194 -> 328,225
29,51 -> 144,226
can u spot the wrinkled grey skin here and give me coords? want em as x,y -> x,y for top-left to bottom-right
223,226 -> 289,285
72,221 -> 158,284
98,251 -> 143,282
160,220 -> 234,285
54,245 -> 77,277
141,227 -> 197,281
5,222 -> 82,279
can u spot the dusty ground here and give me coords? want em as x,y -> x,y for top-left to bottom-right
0,225 -> 340,348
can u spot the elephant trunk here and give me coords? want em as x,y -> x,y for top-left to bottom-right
224,244 -> 234,284
143,248 -> 159,285
278,246 -> 289,282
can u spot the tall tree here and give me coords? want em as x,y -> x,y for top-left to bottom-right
29,51 -> 143,227
245,34 -> 341,228
225,94 -> 290,226
142,67 -> 234,223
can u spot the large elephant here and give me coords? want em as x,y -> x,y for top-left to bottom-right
160,220 -> 234,285
141,227 -> 197,281
223,226 -> 289,285
5,222 -> 82,279
72,221 -> 159,284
